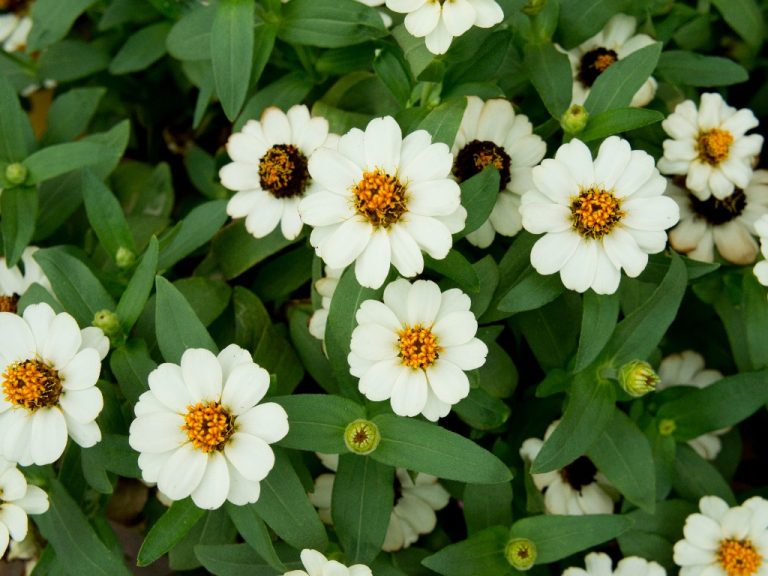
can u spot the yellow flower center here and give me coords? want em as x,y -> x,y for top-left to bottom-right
398,324 -> 441,370
697,128 -> 734,166
2,359 -> 62,411
0,294 -> 20,314
718,539 -> 762,576
258,144 -> 309,199
182,401 -> 234,453
353,169 -> 408,228
570,188 -> 624,239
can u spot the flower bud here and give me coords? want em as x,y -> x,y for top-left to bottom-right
560,104 -> 589,135
5,163 -> 28,186
618,360 -> 660,397
344,419 -> 380,455
522,0 -> 546,16
505,538 -> 537,571
658,418 -> 676,437
93,309 -> 121,338
115,246 -> 136,269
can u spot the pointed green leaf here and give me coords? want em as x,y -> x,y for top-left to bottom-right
524,43 -> 572,119
211,0 -> 255,120
272,394 -> 364,453
1,186 -> 38,268
225,503 -> 286,572
155,276 -> 217,362
416,97 -> 467,146
574,291 -> 620,371
137,499 -> 207,567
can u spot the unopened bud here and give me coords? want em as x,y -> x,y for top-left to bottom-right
344,419 -> 380,455
505,538 -> 537,571
5,163 -> 28,186
619,360 -> 660,397
92,309 -> 121,337
115,246 -> 136,269
659,418 -> 676,437
560,104 -> 589,135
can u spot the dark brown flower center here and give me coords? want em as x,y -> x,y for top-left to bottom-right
258,144 -> 309,199
0,0 -> 30,14
578,47 -> 618,87
560,456 -> 597,491
689,188 -> 746,225
453,139 -> 511,191
0,293 -> 20,314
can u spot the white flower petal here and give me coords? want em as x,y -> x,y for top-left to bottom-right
221,363 -> 270,416
158,444 -> 208,501
235,403 -> 289,444
29,408 -> 68,465
224,433 -> 275,482
191,450 -> 229,510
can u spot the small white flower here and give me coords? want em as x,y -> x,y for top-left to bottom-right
658,93 -> 763,201
0,303 -> 109,465
657,350 -> 729,461
667,170 -> 768,265
0,456 -> 49,558
0,247 -> 52,314
308,266 -> 344,344
563,14 -> 658,108
563,552 -> 667,576
300,116 -> 466,289
308,453 -> 450,551
451,96 -> 546,248
220,105 -> 332,241
520,420 -> 619,515
520,136 -> 679,295
0,1 -> 33,53
673,495 -> 768,576
386,0 -> 504,55
348,278 -> 487,421
754,214 -> 768,287
284,549 -> 372,576
128,345 -> 289,510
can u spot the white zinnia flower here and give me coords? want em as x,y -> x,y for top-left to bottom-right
219,105 -> 332,241
0,247 -> 52,315
386,0 -> 504,55
0,457 -> 49,557
563,14 -> 657,108
754,214 -> 768,287
0,303 -> 109,465
520,136 -> 679,295
284,548 -> 372,576
520,420 -> 619,515
667,170 -> 768,265
563,552 -> 667,576
308,266 -> 344,344
348,278 -> 487,421
657,350 -> 729,461
658,93 -> 763,201
451,96 -> 546,248
0,1 -> 33,52
128,345 -> 289,510
300,116 -> 466,289
673,495 -> 768,576
308,453 -> 450,552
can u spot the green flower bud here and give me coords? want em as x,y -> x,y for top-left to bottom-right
522,0 -> 546,16
659,418 -> 676,437
5,163 -> 28,186
93,309 -> 121,338
344,419 -> 380,455
560,104 -> 589,135
619,360 -> 660,397
115,246 -> 136,269
505,538 -> 537,571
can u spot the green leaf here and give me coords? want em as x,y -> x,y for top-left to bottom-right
137,499 -> 207,567
531,375 -> 616,474
710,0 -> 764,48
672,444 -> 736,505
421,526 -> 512,576
116,237 -> 159,333
171,509 -> 236,571
253,245 -> 313,302
742,274 -> 768,370
457,167 -> 500,237
110,339 -> 156,404
34,248 -> 115,326
333,455 -> 394,564
416,98 -> 467,146
272,394 -> 364,453
195,544 -> 278,576
578,108 -> 664,142
34,479 -> 131,575
508,514 -> 633,563
462,483 -> 513,536
514,292 -> 581,370
496,266 -> 565,315
453,387 -> 511,430
657,371 -> 768,441
656,50 -> 748,86
574,291 -> 620,372
27,0 -> 99,51
109,22 -> 171,75
587,410 -> 655,513
557,0 -> 631,48
82,170 -> 136,261
167,3 -> 213,61
584,42 -> 662,114
1,186 -> 38,268
602,253 -> 687,367
469,255 -> 499,318
99,0 -> 160,31
482,232 -> 538,322
213,222 -> 299,279
371,414 -> 512,484
158,200 -> 228,270
85,433 -> 141,479
155,276 -> 217,363
424,250 -> 480,293
211,0 -> 255,120
288,308 -> 338,394
37,40 -> 110,82
476,339 -> 518,399
280,0 -> 387,48
373,47 -> 413,106
235,72 -> 314,131
253,449 -> 328,550
44,87 -> 106,145
0,74 -> 33,161
225,503 -> 286,572
524,43 -> 572,119
23,142 -> 113,185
